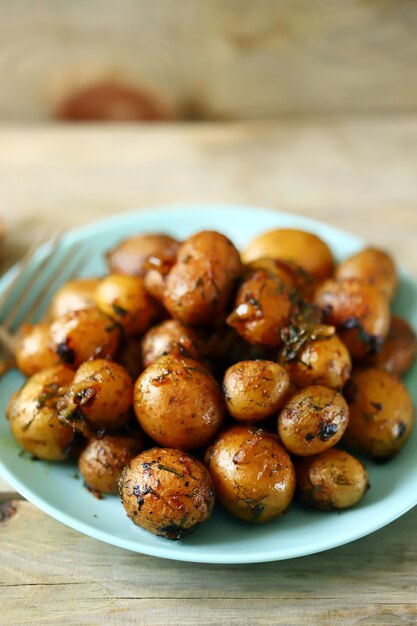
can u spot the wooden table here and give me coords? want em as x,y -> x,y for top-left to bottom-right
1,120 -> 417,625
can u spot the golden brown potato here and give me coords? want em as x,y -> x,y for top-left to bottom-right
227,270 -> 292,347
364,315 -> 417,377
336,247 -> 397,301
49,278 -> 100,319
314,278 -> 390,359
278,386 -> 349,456
296,449 -> 369,510
78,433 -> 145,495
15,323 -> 60,376
242,229 -> 334,283
58,359 -> 133,436
244,257 -> 315,299
50,308 -> 121,368
223,360 -> 290,422
7,365 -> 74,461
343,368 -> 414,460
119,447 -> 215,539
163,230 -> 242,325
141,319 -> 205,369
205,425 -> 295,523
106,233 -> 180,276
134,354 -> 225,450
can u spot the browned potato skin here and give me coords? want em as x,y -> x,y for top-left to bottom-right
119,447 -> 215,540
244,257 -> 315,299
134,355 -> 225,451
15,323 -> 60,376
58,359 -> 133,436
281,334 -> 352,390
163,231 -> 242,325
343,368 -> 414,460
223,360 -> 290,422
49,278 -> 100,319
314,278 -> 390,359
296,449 -> 369,510
78,433 -> 145,494
95,274 -> 158,336
364,315 -> 417,377
50,308 -> 121,368
8,366 -> 74,461
336,247 -> 397,301
141,319 -> 205,369
227,270 -> 292,347
205,425 -> 295,523
278,386 -> 349,456
242,229 -> 334,283
106,233 -> 180,277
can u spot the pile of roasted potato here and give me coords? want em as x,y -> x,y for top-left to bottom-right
6,227 -> 416,540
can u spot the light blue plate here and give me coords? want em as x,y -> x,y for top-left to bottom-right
0,205 -> 416,564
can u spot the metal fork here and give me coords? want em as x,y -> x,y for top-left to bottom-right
0,231 -> 88,375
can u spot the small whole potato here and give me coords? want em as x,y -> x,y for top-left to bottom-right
15,323 -> 60,376
141,319 -> 205,369
7,365 -> 74,461
106,233 -> 180,276
134,354 -> 225,450
163,230 -> 242,325
50,308 -> 121,368
314,278 -> 390,359
49,278 -> 100,319
343,368 -> 414,460
296,449 -> 369,510
205,425 -> 295,523
227,270 -> 292,347
365,315 -> 417,377
95,274 -> 158,336
278,386 -> 349,456
336,247 -> 397,301
223,360 -> 290,422
245,257 -> 315,300
119,447 -> 215,539
58,359 -> 133,436
79,433 -> 145,495
242,228 -> 334,283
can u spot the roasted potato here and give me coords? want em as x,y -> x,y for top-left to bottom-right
15,323 -> 60,376
134,354 -> 225,450
119,447 -> 215,539
79,433 -> 145,495
205,425 -> 295,522
336,247 -> 397,301
50,308 -> 121,368
296,449 -> 369,510
141,319 -> 205,369
106,233 -> 180,276
164,230 -> 242,325
223,360 -> 289,422
314,278 -> 390,359
242,228 -> 334,283
227,270 -> 292,347
343,368 -> 414,460
364,315 -> 417,377
278,386 -> 349,456
7,365 -> 74,461
58,359 -> 133,436
49,278 -> 99,319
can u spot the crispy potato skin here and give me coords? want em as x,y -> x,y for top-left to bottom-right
296,449 -> 369,510
163,231 -> 242,325
15,323 -> 60,376
278,386 -> 349,456
281,334 -> 352,390
241,229 -> 334,283
227,270 -> 292,347
50,308 -> 121,368
58,359 -> 133,436
49,278 -> 99,319
79,433 -> 144,494
95,274 -> 158,336
314,278 -> 390,359
106,234 -> 180,277
134,355 -> 224,450
343,368 -> 414,460
119,447 -> 215,539
336,247 -> 397,301
223,360 -> 289,422
8,366 -> 74,461
364,315 -> 417,377
205,425 -> 295,523
141,319 -> 205,369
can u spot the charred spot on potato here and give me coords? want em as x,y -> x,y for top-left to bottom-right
318,422 -> 338,442
56,341 -> 75,364
157,523 -> 191,541
371,401 -> 383,412
396,421 -> 407,439
74,386 -> 97,406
